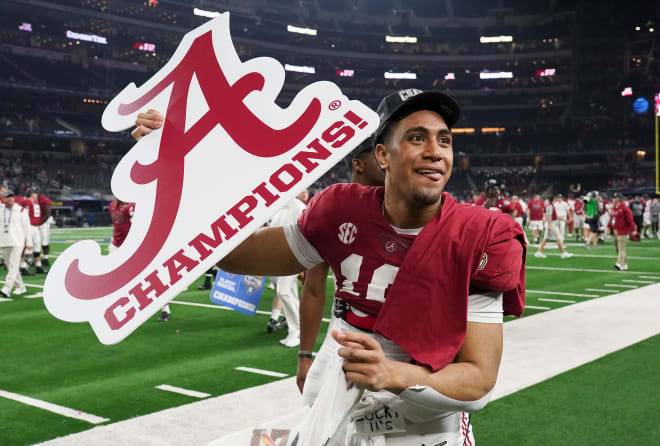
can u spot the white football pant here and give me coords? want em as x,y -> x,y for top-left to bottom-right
1,246 -> 26,295
271,274 -> 300,335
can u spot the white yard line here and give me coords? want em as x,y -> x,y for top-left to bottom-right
527,266 -> 660,275
24,292 -> 43,299
234,367 -> 288,378
0,281 -> 44,289
536,252 -> 660,261
51,226 -> 112,232
155,385 -> 210,399
585,288 -> 617,293
604,284 -> 638,288
526,289 -> 600,298
538,298 -> 576,304
622,279 -> 655,284
524,305 -> 551,310
171,300 -> 331,323
0,389 -> 109,424
638,276 -> 660,280
0,297 -> 12,303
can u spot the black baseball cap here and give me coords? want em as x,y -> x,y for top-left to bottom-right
375,89 -> 461,141
344,135 -> 374,171
350,135 -> 374,159
484,178 -> 499,190
2,189 -> 15,198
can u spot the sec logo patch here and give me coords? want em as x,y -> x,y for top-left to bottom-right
385,240 -> 398,253
338,222 -> 358,245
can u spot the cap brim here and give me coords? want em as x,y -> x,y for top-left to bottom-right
377,91 -> 460,139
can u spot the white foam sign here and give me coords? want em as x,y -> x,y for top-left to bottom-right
43,13 -> 378,344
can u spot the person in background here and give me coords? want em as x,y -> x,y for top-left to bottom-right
266,191 -> 308,347
650,198 -> 660,239
584,192 -> 601,249
527,194 -> 545,244
629,196 -> 644,240
641,196 -> 652,239
535,195 -> 573,259
22,190 -> 47,274
0,190 -> 32,298
297,137 -> 384,392
608,193 -> 636,271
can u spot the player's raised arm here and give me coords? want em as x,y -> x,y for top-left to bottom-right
217,226 -> 307,276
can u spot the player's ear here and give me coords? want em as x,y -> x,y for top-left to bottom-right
352,158 -> 365,173
375,143 -> 389,170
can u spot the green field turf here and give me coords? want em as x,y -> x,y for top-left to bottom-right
0,227 -> 659,445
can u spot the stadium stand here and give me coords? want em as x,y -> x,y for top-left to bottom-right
0,0 -> 657,219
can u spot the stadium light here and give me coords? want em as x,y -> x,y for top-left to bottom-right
479,71 -> 513,79
444,72 -> 455,80
452,128 -> 475,134
287,25 -> 317,36
480,35 -> 513,43
384,72 -> 417,79
621,87 -> 633,97
18,22 -> 32,32
385,35 -> 418,44
536,68 -> 556,77
66,30 -> 107,44
481,127 -> 506,133
336,69 -> 354,77
134,42 -> 156,52
635,26 -> 641,31
285,64 -> 315,74
193,7 -> 220,18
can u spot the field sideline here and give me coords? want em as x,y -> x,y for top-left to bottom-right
1,226 -> 659,445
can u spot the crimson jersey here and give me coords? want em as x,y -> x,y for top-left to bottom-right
574,199 -> 585,216
527,198 -> 545,221
513,201 -> 524,217
474,196 -> 487,206
24,199 -> 42,226
109,200 -> 135,247
298,183 -> 522,318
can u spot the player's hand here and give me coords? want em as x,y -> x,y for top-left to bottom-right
26,245 -> 33,251
333,330 -> 396,392
130,109 -> 163,141
296,357 -> 313,393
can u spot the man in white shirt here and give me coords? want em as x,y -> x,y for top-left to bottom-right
1,190 -> 32,298
553,194 -> 571,240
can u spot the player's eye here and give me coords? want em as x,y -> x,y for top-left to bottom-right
409,134 -> 424,142
438,135 -> 451,145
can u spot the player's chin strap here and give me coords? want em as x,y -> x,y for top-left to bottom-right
398,385 -> 494,413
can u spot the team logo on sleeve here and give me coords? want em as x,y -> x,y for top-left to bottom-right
42,12 -> 379,345
338,222 -> 358,245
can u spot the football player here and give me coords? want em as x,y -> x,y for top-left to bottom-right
527,194 -> 545,244
216,89 -> 526,445
23,190 -> 47,274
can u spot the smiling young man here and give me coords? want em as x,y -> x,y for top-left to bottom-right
217,89 -> 526,445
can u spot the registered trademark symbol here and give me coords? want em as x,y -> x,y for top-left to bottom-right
328,100 -> 341,110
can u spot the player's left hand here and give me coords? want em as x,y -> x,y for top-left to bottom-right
333,330 -> 397,392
